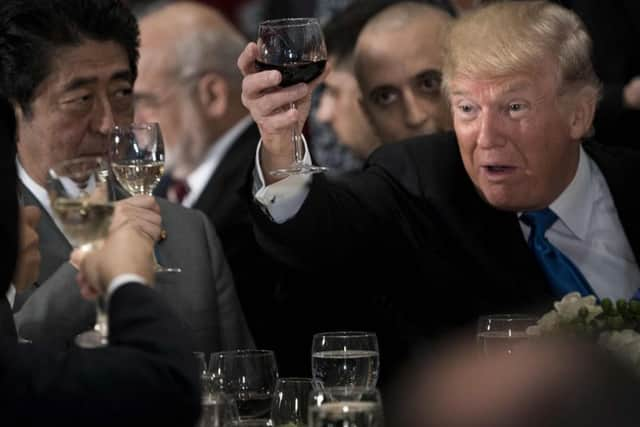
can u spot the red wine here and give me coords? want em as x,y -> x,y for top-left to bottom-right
255,60 -> 327,87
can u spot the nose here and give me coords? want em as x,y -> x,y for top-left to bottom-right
315,92 -> 334,124
91,95 -> 116,135
403,90 -> 428,129
476,110 -> 506,148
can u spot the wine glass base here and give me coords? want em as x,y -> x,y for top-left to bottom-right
75,330 -> 108,349
269,164 -> 328,177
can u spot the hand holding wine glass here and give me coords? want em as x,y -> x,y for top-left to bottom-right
238,20 -> 328,182
109,122 -> 181,273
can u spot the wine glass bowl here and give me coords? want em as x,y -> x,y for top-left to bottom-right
110,122 -> 165,196
311,331 -> 380,390
255,17 -> 328,176
47,156 -> 114,348
208,349 -> 279,423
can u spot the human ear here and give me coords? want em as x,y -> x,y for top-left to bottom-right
198,72 -> 228,119
568,87 -> 597,140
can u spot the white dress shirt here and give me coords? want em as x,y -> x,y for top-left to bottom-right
253,143 -> 640,300
519,147 -> 640,300
181,116 -> 253,208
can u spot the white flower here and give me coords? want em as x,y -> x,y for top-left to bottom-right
599,329 -> 640,370
526,310 -> 560,336
553,292 -> 602,322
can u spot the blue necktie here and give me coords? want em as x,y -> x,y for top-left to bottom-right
520,208 -> 594,298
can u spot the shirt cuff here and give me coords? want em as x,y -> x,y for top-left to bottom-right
253,138 -> 312,224
6,284 -> 15,309
107,274 -> 148,302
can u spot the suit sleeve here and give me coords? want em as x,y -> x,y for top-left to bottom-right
0,282 -> 201,427
14,262 -> 95,348
199,210 -> 255,350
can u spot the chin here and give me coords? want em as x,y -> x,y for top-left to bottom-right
477,188 -> 524,212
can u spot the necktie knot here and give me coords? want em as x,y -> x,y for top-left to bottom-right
520,208 -> 558,237
168,178 -> 190,204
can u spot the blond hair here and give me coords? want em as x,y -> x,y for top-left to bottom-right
442,1 -> 600,99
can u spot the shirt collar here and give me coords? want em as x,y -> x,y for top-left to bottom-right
548,145 -> 593,241
182,116 -> 252,207
17,159 -> 54,219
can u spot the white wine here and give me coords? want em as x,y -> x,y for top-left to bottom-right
477,331 -> 529,356
309,401 -> 382,427
112,159 -> 164,196
52,198 -> 114,248
312,350 -> 379,389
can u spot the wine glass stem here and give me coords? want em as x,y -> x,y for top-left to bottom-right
95,295 -> 109,344
291,102 -> 304,164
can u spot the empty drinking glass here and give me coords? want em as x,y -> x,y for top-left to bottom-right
209,349 -> 278,423
271,378 -> 315,427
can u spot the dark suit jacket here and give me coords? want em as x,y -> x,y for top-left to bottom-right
14,182 -> 254,354
155,123 -> 309,370
248,131 -> 640,386
1,282 -> 200,426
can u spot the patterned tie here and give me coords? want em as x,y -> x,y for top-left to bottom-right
167,179 -> 190,204
520,208 -> 594,298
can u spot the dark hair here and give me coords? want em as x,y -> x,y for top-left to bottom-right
0,97 -> 18,294
324,0 -> 453,67
0,0 -> 139,115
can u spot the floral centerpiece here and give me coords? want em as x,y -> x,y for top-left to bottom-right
526,292 -> 640,370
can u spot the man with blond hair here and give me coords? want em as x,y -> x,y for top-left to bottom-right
237,0 -> 640,387
353,1 -> 453,144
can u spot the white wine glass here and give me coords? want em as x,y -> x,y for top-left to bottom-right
208,349 -> 279,424
109,122 -> 181,273
476,314 -> 538,357
255,17 -> 328,177
308,387 -> 384,427
48,156 -> 114,348
311,331 -> 379,390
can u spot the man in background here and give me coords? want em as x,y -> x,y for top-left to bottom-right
315,0 -> 384,161
354,2 -> 453,143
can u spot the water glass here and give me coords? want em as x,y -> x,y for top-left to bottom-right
311,331 -> 379,389
308,387 -> 383,427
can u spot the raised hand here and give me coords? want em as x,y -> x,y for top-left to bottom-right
237,42 -> 328,182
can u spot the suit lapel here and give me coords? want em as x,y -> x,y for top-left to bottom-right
18,182 -> 71,281
426,140 -> 552,305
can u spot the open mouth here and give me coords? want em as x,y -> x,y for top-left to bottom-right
482,165 -> 517,178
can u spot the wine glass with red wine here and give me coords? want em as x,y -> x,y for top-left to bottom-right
255,17 -> 328,177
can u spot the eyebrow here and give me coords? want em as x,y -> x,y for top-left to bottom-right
62,69 -> 133,93
449,80 -> 533,97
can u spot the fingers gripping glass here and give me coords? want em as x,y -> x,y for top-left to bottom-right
109,122 -> 181,273
256,17 -> 328,177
